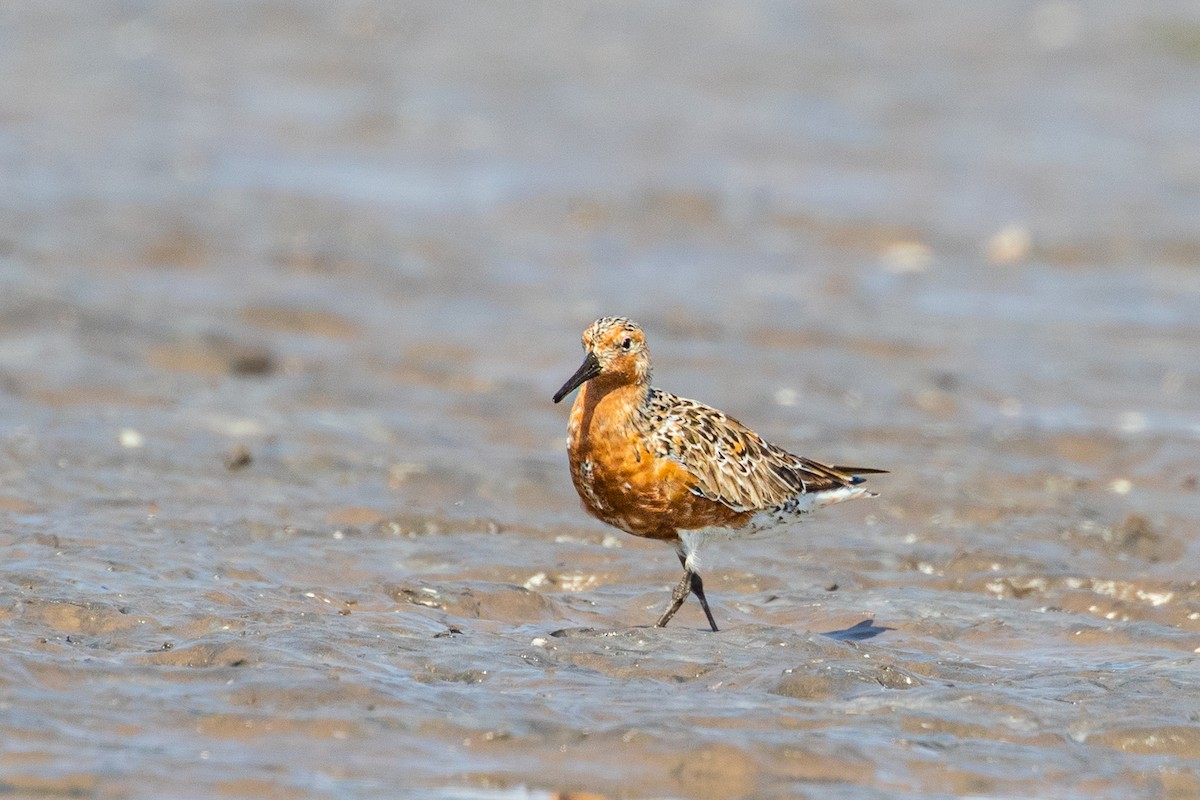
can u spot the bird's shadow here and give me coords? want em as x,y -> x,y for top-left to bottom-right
548,618 -> 894,640
819,618 -> 892,641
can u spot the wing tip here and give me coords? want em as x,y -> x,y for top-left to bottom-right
835,466 -> 888,485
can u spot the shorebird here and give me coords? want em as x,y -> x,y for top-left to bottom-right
552,316 -> 885,632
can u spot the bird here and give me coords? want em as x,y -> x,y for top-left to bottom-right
552,316 -> 885,632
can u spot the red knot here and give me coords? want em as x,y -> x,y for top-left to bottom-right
554,316 -> 885,632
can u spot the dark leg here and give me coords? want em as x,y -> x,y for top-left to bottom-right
654,552 -> 719,632
654,571 -> 692,629
689,570 -> 719,633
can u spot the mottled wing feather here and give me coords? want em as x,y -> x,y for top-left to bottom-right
640,389 -> 857,512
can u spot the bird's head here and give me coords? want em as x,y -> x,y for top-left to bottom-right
553,316 -> 650,403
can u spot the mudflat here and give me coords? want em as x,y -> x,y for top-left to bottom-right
1,3 -> 1198,798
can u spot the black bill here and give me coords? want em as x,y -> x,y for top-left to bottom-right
552,352 -> 601,403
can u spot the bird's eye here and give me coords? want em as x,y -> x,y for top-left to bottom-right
621,337 -> 632,350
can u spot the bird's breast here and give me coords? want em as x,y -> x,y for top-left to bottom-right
566,387 -> 748,538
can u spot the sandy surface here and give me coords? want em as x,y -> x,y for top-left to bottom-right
1,2 -> 1199,798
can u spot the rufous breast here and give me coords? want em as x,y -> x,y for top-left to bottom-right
567,379 -> 749,539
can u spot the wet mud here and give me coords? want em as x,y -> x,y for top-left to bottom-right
2,2 -> 1199,798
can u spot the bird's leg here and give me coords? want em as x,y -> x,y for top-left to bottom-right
689,570 -> 719,633
654,571 -> 692,629
654,551 -> 720,632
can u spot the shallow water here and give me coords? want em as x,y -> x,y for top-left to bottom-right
2,2 -> 1199,798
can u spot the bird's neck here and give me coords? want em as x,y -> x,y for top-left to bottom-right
574,378 -> 649,436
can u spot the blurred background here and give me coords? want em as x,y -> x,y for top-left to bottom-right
1,2 -> 1198,798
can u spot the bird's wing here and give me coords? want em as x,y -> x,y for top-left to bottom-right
642,389 -> 863,512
